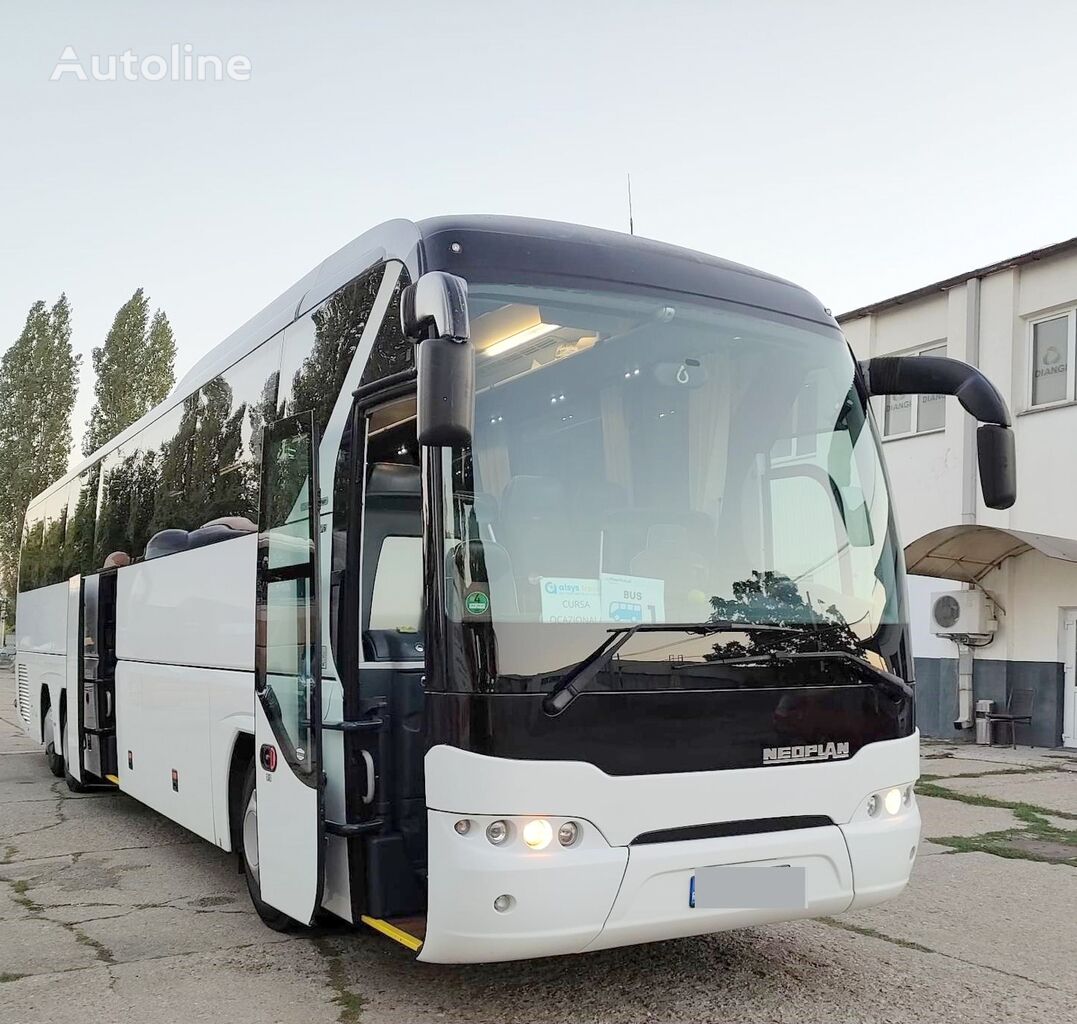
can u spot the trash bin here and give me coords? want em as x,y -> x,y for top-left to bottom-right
975,699 -> 995,745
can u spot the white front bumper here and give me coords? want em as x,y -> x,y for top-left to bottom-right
419,735 -> 921,964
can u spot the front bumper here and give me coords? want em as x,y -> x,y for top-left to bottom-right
419,800 -> 921,964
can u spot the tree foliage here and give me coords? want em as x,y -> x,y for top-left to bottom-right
0,296 -> 80,597
83,288 -> 176,456
707,570 -> 859,659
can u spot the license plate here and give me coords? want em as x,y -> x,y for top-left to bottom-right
690,865 -> 807,910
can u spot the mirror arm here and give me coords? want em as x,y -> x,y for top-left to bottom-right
401,272 -> 470,343
401,271 -> 475,448
860,355 -> 1011,427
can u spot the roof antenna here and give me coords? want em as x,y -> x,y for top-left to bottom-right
627,172 -> 635,235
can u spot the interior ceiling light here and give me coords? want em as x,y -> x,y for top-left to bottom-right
483,322 -> 560,357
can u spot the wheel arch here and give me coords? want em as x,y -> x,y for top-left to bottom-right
38,685 -> 52,745
227,731 -> 256,854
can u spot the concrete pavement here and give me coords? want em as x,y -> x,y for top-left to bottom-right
2,669 -> 1075,1023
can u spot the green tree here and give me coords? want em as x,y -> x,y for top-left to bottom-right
83,288 -> 176,456
0,296 -> 80,597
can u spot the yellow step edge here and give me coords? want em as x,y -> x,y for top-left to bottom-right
105,774 -> 120,785
359,915 -> 423,952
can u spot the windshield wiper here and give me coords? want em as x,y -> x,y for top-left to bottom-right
701,648 -> 913,700
542,621 -> 807,716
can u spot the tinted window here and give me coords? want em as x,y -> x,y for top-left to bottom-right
40,487 -> 70,586
18,502 -> 45,592
65,466 -> 100,578
150,399 -> 199,538
358,265 -> 411,387
332,264 -> 412,536
279,263 -> 387,435
197,340 -> 281,528
147,336 -> 281,551
94,446 -> 135,568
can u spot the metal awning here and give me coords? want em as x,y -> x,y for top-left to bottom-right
904,525 -> 1077,584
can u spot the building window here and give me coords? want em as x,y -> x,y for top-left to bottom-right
1029,312 -> 1073,408
881,342 -> 947,438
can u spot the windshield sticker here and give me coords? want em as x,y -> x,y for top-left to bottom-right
539,578 -> 603,623
600,573 -> 665,624
464,590 -> 490,616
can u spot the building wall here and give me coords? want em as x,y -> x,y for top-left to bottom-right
842,250 -> 1077,747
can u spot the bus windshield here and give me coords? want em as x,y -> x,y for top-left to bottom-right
441,281 -> 905,681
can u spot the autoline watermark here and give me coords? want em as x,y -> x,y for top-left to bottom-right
51,44 -> 252,82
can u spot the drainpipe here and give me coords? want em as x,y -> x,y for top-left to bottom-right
954,279 -> 982,731
954,642 -> 974,730
961,277 -> 981,526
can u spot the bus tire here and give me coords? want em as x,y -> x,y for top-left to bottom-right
44,706 -> 64,778
239,763 -> 295,932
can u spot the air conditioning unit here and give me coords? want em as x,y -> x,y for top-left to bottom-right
930,590 -> 997,639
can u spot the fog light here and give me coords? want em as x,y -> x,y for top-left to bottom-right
493,894 -> 514,913
884,788 -> 902,816
454,819 -> 471,835
866,794 -> 879,817
486,820 -> 509,845
522,818 -> 553,850
558,821 -> 579,847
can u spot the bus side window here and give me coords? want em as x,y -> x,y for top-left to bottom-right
359,396 -> 421,661
369,536 -> 423,632
278,262 -> 390,436
18,502 -> 45,592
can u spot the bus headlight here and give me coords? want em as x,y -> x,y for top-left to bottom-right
486,820 -> 509,845
522,819 -> 553,850
866,787 -> 911,818
558,821 -> 579,847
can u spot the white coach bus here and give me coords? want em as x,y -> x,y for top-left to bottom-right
12,216 -> 1017,962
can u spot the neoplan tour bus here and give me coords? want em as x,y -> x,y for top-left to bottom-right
12,217 -> 1017,963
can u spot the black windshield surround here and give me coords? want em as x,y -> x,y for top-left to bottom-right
417,222 -> 913,773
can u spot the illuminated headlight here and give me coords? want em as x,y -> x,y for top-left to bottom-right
867,787 -> 910,818
522,819 -> 553,850
486,820 -> 509,845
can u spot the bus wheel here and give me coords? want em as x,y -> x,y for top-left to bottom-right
240,764 -> 295,932
44,706 -> 64,778
61,713 -> 90,793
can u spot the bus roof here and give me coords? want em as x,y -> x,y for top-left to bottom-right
29,215 -> 834,511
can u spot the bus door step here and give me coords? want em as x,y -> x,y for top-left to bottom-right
359,913 -> 425,952
325,818 -> 383,838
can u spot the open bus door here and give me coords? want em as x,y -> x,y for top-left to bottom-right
63,571 -> 120,791
254,411 -> 325,924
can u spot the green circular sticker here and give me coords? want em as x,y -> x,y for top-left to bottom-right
465,591 -> 490,615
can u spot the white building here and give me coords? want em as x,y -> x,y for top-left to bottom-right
840,237 -> 1077,749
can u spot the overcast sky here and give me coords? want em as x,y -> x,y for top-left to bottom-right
4,1 -> 1077,457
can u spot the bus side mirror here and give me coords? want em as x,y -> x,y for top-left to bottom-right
975,422 -> 1017,511
860,354 -> 1017,510
402,272 -> 475,447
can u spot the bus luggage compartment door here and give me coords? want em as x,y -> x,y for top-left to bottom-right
254,411 -> 326,925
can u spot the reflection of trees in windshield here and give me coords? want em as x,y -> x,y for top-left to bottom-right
707,570 -> 863,659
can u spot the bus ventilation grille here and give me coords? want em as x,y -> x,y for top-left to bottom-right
16,664 -> 31,726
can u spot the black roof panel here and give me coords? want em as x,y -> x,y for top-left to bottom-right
416,215 -> 835,327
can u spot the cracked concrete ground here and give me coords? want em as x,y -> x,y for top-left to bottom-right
2,672 -> 1076,1024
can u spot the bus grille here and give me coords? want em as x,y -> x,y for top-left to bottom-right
16,664 -> 31,726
